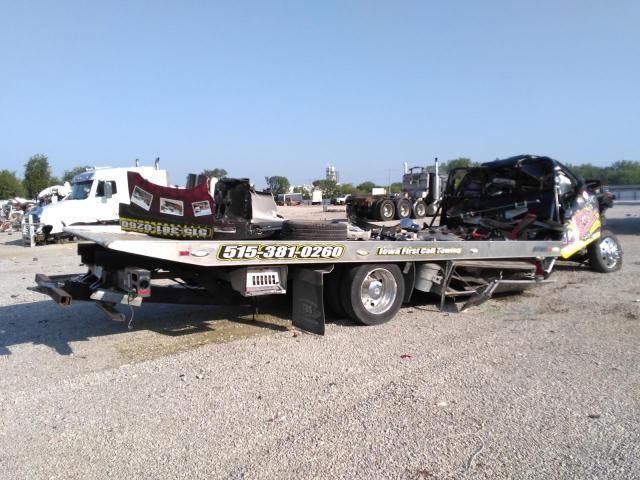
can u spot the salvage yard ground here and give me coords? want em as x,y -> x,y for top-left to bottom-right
0,205 -> 639,479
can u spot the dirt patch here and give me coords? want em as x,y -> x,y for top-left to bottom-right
118,310 -> 291,363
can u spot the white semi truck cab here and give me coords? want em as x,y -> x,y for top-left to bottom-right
28,163 -> 169,243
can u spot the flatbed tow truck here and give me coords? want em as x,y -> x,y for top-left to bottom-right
33,154 -> 624,335
34,224 -> 562,334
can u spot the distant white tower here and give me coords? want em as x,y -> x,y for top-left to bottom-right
326,165 -> 338,183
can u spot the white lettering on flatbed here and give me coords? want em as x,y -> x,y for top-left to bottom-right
377,246 -> 462,256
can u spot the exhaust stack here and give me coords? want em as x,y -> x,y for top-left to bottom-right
432,157 -> 440,202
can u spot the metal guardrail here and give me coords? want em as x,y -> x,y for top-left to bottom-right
608,185 -> 640,201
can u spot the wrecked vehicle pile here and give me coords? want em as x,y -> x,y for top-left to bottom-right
1,198 -> 36,232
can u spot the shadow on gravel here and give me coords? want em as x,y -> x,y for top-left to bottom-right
0,301 -> 121,356
553,263 -> 592,273
2,236 -> 26,246
607,215 -> 640,236
0,298 -> 290,356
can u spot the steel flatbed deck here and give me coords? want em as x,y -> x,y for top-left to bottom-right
65,225 -> 562,267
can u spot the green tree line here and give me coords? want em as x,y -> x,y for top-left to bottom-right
0,154 -> 61,199
567,160 -> 640,185
3,155 -> 640,201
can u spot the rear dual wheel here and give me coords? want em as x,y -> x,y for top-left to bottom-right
375,199 -> 396,221
324,267 -> 348,318
395,198 -> 412,219
413,199 -> 427,218
328,264 -> 404,325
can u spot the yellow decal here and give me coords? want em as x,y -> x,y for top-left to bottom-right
120,217 -> 213,239
560,205 -> 601,258
217,244 -> 345,261
376,246 -> 463,256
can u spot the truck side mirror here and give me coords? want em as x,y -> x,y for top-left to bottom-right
104,181 -> 113,199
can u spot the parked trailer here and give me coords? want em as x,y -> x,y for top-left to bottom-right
34,225 -> 562,334
346,159 -> 445,222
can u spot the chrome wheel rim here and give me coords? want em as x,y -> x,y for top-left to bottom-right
382,203 -> 394,219
360,269 -> 397,314
399,203 -> 410,217
600,237 -> 621,269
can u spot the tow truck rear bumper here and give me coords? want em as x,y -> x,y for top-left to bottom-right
33,273 -> 92,306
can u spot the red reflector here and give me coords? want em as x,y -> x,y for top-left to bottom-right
179,251 -> 190,256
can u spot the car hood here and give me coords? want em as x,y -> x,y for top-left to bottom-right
39,200 -> 113,233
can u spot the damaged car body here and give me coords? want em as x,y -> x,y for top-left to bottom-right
119,172 -> 283,241
440,154 -> 622,272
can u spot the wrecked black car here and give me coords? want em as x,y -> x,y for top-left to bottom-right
440,155 -> 622,272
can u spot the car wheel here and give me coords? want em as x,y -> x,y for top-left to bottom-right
588,229 -> 622,273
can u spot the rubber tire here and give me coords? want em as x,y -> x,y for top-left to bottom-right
281,220 -> 348,240
340,264 -> 405,326
588,229 -> 622,273
370,199 -> 383,221
324,268 -> 348,318
377,199 -> 396,222
600,214 -> 608,227
413,199 -> 427,218
395,198 -> 412,219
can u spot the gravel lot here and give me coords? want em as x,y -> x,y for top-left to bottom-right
1,205 -> 639,479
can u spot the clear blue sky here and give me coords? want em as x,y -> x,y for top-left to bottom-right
1,0 -> 638,188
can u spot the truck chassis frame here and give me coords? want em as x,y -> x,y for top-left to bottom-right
34,226 -> 561,335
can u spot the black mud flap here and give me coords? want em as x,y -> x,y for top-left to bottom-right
291,266 -> 333,335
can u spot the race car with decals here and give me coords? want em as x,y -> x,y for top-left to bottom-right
32,155 -> 622,335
